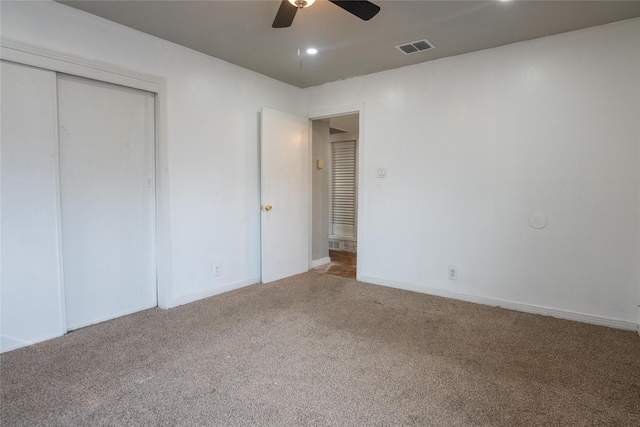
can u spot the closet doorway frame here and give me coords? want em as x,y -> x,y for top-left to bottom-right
1,38 -> 172,312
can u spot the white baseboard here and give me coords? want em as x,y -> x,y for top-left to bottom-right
359,275 -> 639,332
67,303 -> 158,331
1,331 -> 65,354
310,257 -> 331,268
170,277 -> 261,308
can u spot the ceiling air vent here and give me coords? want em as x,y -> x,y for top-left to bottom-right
396,39 -> 435,55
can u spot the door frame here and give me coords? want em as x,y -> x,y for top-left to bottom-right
1,39 -> 172,322
308,104 -> 365,280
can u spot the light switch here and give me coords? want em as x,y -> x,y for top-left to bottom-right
376,167 -> 387,178
317,159 -> 324,169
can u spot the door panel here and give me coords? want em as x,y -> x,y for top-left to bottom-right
58,75 -> 156,330
0,61 -> 65,352
260,108 -> 310,283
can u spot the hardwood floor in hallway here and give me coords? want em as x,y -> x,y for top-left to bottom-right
312,250 -> 356,279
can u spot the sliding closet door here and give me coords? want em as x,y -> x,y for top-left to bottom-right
1,61 -> 65,351
57,75 -> 156,330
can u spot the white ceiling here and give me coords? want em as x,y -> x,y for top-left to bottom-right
58,0 -> 640,88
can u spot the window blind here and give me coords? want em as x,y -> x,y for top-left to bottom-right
331,140 -> 356,237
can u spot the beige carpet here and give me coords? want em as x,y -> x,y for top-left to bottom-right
2,272 -> 639,426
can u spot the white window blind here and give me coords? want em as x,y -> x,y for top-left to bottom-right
331,140 -> 356,237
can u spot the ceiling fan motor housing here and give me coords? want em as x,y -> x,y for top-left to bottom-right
289,0 -> 314,8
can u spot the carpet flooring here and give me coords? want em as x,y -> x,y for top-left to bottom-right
2,272 -> 639,426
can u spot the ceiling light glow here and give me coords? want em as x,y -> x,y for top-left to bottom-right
306,48 -> 318,55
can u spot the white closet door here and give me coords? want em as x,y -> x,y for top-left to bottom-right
57,75 -> 156,330
1,61 -> 65,351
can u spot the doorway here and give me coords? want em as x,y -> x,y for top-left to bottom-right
310,113 -> 359,279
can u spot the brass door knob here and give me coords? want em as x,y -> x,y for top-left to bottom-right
263,204 -> 273,211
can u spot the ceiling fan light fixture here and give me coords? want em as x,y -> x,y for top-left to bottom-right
288,0 -> 316,8
274,0 -> 379,28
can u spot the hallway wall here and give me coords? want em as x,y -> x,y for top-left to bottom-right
311,120 -> 331,263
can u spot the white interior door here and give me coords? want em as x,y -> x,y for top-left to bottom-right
260,108 -> 310,283
58,74 -> 156,330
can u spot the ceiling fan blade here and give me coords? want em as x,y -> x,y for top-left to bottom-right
272,0 -> 298,28
329,1 -> 380,21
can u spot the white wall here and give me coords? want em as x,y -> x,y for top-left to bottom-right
1,0 -> 301,350
303,18 -> 640,329
311,120 -> 331,262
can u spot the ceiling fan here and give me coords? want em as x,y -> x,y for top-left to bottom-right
272,0 -> 381,28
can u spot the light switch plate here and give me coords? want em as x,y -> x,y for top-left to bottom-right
376,167 -> 387,178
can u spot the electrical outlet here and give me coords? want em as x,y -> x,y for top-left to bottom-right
448,266 -> 457,281
214,264 -> 222,277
